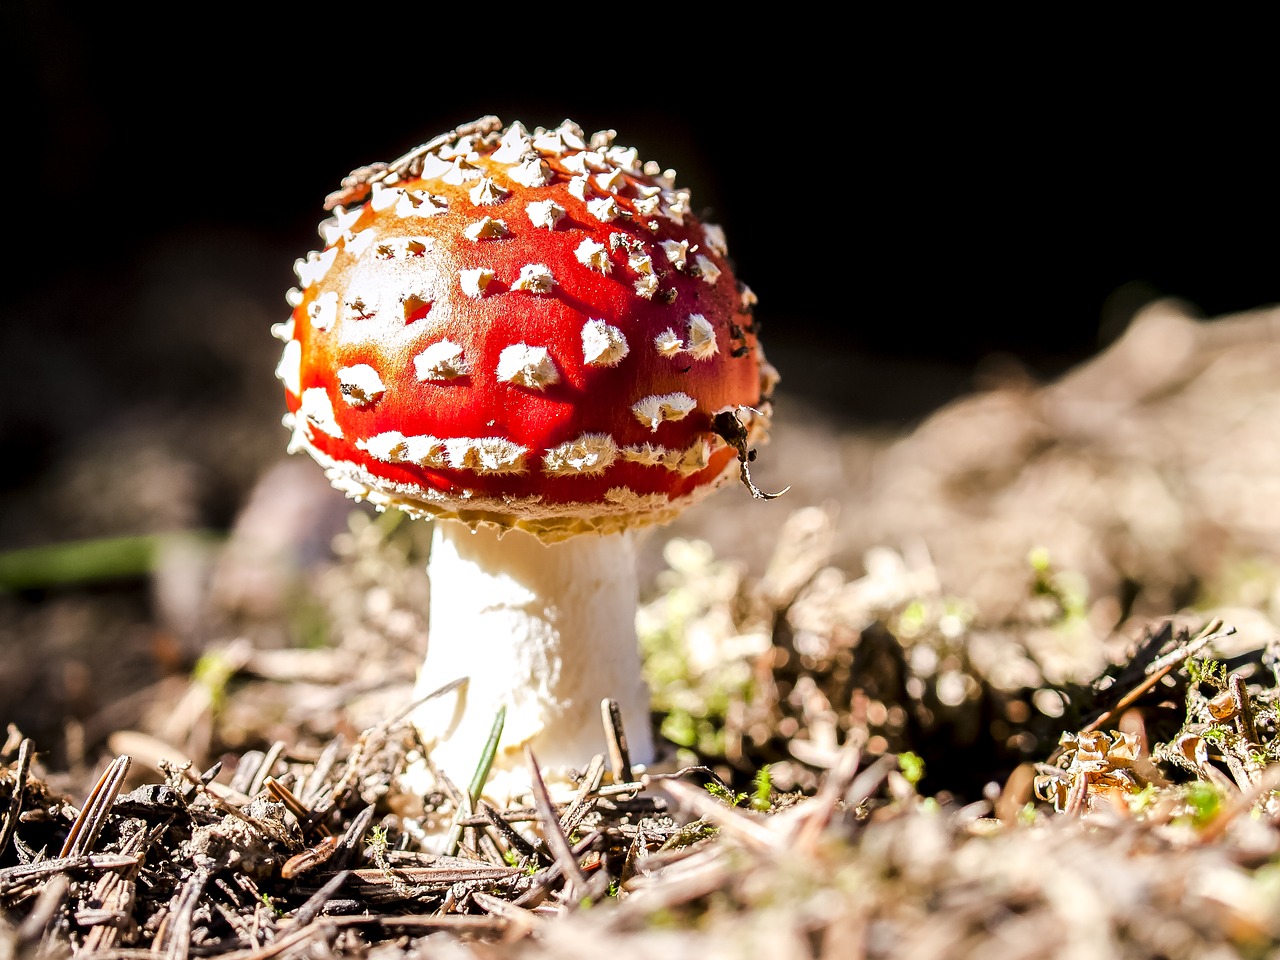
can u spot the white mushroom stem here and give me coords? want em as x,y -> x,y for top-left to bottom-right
411,521 -> 655,800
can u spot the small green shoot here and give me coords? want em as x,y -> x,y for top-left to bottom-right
1028,546 -> 1088,624
751,766 -> 773,812
1127,783 -> 1158,815
366,825 -> 390,870
469,706 -> 506,811
897,752 -> 925,788
1186,657 -> 1228,689
704,780 -> 745,806
192,648 -> 240,712
1183,781 -> 1222,828
444,705 -> 506,858
704,768 -> 774,812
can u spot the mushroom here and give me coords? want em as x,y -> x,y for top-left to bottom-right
275,116 -> 779,799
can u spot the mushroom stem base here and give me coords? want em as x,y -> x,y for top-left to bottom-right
411,521 -> 655,800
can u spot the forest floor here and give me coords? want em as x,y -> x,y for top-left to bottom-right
6,299 -> 1280,958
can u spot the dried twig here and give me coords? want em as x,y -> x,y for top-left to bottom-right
512,832 -> 601,910
559,754 -> 606,840
473,890 -> 544,938
601,698 -> 633,784
286,869 -> 351,929
15,873 -> 69,948
156,867 -> 210,960
1230,673 -> 1260,746
80,820 -> 155,952
526,747 -> 589,900
0,736 -> 32,859
325,803 -> 375,873
347,863 -> 519,893
480,800 -> 541,863
264,775 -> 330,838
59,754 -> 131,858
1084,620 -> 1236,734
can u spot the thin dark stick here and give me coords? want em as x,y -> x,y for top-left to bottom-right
327,804 -> 376,873
526,746 -> 588,900
0,853 -> 140,887
288,870 -> 351,929
601,698 -> 633,783
246,741 -> 286,797
15,874 -> 68,946
512,831 -> 601,909
479,801 -> 541,862
264,776 -> 332,838
559,755 -> 605,840
301,734 -> 345,806
159,867 -> 209,960
0,737 -> 32,859
1231,673 -> 1260,745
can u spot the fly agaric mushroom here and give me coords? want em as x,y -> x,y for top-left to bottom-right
274,116 -> 778,797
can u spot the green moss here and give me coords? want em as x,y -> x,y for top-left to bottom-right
751,766 -> 773,812
1183,781 -> 1223,827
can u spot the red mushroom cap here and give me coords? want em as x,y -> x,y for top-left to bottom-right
275,117 -> 776,539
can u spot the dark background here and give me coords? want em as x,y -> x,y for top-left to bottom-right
4,7 -> 1277,530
